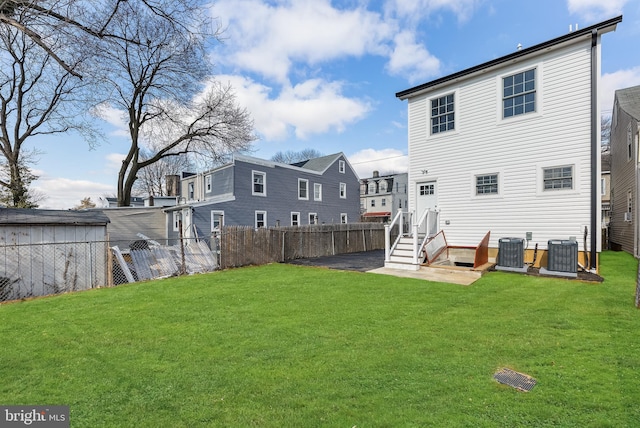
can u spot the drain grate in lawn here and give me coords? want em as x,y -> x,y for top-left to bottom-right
493,368 -> 537,392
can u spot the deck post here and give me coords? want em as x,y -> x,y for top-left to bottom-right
412,224 -> 419,265
384,224 -> 390,262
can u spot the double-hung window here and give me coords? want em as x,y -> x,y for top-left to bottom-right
476,174 -> 498,195
252,171 -> 266,196
503,69 -> 536,118
255,211 -> 266,228
340,182 -> 347,199
298,179 -> 309,200
543,166 -> 572,190
431,93 -> 455,134
314,183 -> 322,201
291,212 -> 300,226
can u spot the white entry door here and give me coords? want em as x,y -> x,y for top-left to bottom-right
182,207 -> 193,240
416,181 -> 437,218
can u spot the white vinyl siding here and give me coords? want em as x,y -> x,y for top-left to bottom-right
406,39 -> 597,250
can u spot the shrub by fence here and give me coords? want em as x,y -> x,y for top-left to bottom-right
215,223 -> 389,269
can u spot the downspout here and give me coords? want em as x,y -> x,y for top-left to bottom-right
590,29 -> 598,270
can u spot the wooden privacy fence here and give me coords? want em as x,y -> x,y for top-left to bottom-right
216,223 -> 391,269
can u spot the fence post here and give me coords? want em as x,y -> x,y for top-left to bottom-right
384,224 -> 390,262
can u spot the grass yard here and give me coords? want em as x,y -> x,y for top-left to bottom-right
0,251 -> 639,427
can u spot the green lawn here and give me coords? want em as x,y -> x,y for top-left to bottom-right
1,251 -> 639,427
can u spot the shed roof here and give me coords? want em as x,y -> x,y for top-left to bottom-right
396,15 -> 622,100
615,85 -> 640,121
0,208 -> 110,225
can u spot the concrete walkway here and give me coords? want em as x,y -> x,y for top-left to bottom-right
287,250 -> 483,285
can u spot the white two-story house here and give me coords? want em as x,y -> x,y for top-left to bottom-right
393,16 -> 621,273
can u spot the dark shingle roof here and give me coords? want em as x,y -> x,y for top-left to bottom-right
615,85 -> 640,121
295,153 -> 343,173
0,208 -> 110,225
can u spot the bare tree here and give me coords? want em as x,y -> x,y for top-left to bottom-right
271,149 -> 325,164
0,18 -> 93,207
0,0 -> 202,78
601,114 -> 611,150
133,148 -> 194,197
95,3 -> 255,206
73,196 -> 96,210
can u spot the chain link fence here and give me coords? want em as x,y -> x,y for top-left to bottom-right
0,236 -> 217,303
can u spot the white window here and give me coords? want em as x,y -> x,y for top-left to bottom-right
252,171 -> 266,196
381,198 -> 386,207
379,180 -> 388,193
172,211 -> 180,232
601,178 -> 606,196
205,175 -> 212,192
188,182 -> 195,200
298,178 -> 308,200
340,213 -> 348,224
503,68 -> 535,118
419,184 -> 434,195
314,183 -> 322,201
368,181 -> 376,194
339,160 -> 345,173
543,166 -> 573,191
431,93 -> 455,134
628,124 -> 633,161
291,212 -> 300,226
211,210 -> 224,231
476,174 -> 498,195
309,213 -> 318,225
340,182 -> 347,199
255,211 -> 267,228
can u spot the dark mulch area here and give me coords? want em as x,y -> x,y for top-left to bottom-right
489,266 -> 604,283
285,249 -> 385,272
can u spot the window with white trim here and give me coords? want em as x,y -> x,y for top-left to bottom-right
543,166 -> 572,190
381,198 -> 386,207
340,213 -> 347,224
419,184 -> 434,195
252,171 -> 266,196
339,160 -> 345,173
309,213 -> 318,224
255,211 -> 266,228
368,181 -> 376,194
503,68 -> 535,118
431,93 -> 455,134
627,124 -> 633,161
298,178 -> 309,200
476,174 -> 498,195
211,210 -> 224,231
379,180 -> 388,193
340,182 -> 347,198
291,212 -> 300,226
172,211 -> 180,232
205,175 -> 212,192
188,182 -> 195,200
314,183 -> 322,201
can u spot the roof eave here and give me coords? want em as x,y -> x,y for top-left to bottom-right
395,15 -> 622,100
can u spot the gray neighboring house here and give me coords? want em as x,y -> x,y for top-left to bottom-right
610,84 -> 640,255
360,171 -> 408,222
165,153 -> 361,241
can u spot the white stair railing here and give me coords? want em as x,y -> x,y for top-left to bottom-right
384,210 -> 411,262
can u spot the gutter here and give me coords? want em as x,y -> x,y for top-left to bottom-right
590,29 -> 599,270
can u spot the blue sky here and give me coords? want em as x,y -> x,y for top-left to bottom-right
30,0 -> 640,209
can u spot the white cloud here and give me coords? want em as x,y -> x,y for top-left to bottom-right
213,0 -> 393,83
33,176 -> 115,210
92,103 -> 129,138
385,0 -> 483,23
601,66 -> 640,114
348,148 -> 408,179
567,0 -> 627,22
387,31 -> 441,83
217,74 -> 372,141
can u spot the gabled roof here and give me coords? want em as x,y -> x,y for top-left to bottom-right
293,153 -> 344,173
0,208 -> 110,225
615,85 -> 640,121
396,15 -> 622,100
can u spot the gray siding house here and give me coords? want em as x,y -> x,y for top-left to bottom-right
165,153 -> 361,240
610,85 -> 640,255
